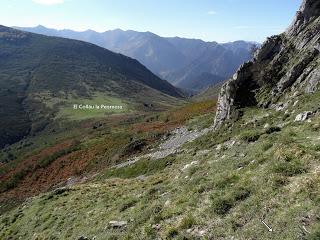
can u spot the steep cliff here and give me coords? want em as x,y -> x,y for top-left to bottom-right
214,0 -> 320,129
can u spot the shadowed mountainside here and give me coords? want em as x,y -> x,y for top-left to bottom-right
0,25 -> 183,148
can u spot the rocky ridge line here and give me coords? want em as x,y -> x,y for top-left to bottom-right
213,0 -> 320,129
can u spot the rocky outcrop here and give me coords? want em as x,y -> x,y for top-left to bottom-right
287,0 -> 320,37
214,0 -> 320,129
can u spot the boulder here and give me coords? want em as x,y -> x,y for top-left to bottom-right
182,161 -> 198,171
295,111 -> 313,122
108,220 -> 128,229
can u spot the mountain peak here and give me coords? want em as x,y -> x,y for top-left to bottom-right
35,24 -> 46,29
287,0 -> 320,36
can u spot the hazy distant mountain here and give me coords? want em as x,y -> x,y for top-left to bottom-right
15,25 -> 257,92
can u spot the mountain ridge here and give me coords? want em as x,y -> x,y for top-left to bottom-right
14,25 -> 257,92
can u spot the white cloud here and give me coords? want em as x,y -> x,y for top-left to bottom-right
32,0 -> 64,5
207,10 -> 217,15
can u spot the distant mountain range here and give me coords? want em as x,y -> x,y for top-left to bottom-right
0,25 -> 183,148
15,25 -> 258,92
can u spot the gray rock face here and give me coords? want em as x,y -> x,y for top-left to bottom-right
287,0 -> 320,37
213,62 -> 254,129
213,0 -> 320,129
304,68 -> 320,93
275,49 -> 319,93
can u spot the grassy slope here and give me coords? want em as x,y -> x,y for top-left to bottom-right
0,100 -> 214,211
192,82 -> 224,102
0,25 -> 184,148
0,92 -> 319,239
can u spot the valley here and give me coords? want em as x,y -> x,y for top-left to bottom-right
0,0 -> 319,239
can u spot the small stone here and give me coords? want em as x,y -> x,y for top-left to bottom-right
216,144 -> 222,151
78,236 -> 90,240
264,123 -> 270,129
182,161 -> 198,171
198,230 -> 207,236
136,175 -> 146,181
108,220 -> 127,229
292,91 -> 299,98
225,140 -> 236,149
295,111 -> 312,122
152,224 -> 161,230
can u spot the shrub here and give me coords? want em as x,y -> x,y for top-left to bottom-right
308,230 -> 320,240
261,141 -> 273,151
212,196 -> 234,215
272,159 -> 307,177
37,144 -> 80,169
265,126 -> 281,134
233,187 -> 251,201
179,214 -> 196,229
119,199 -> 137,212
0,168 -> 30,192
215,173 -> 240,189
239,130 -> 262,142
313,144 -> 320,151
272,175 -> 288,188
144,225 -> 157,238
167,227 -> 179,238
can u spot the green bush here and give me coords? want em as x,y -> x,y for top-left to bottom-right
179,214 -> 196,229
307,230 -> 320,240
272,159 -> 307,177
265,126 -> 281,134
261,141 -> 274,151
233,187 -> 251,201
0,168 -> 30,192
119,199 -> 137,212
211,185 -> 252,216
166,227 -> 179,238
211,196 -> 234,215
239,130 -> 263,142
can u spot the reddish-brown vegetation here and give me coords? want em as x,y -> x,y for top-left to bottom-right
0,100 -> 216,205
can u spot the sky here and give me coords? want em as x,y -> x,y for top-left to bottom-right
0,0 -> 302,43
